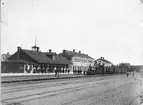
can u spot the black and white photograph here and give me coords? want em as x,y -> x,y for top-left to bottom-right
1,0 -> 143,105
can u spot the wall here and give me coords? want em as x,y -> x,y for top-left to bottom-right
71,56 -> 94,72
96,60 -> 112,67
1,62 -> 24,73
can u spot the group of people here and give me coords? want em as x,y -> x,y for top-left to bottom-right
55,67 -> 70,77
24,64 -> 70,74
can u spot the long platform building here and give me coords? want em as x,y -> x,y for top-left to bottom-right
1,45 -> 71,73
59,49 -> 95,74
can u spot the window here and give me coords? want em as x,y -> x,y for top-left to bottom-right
88,60 -> 93,63
82,59 -> 87,63
74,58 -> 77,62
74,58 -> 81,62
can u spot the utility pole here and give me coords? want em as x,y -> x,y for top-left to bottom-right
35,36 -> 36,46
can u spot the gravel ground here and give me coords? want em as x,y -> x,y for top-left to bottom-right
2,72 -> 143,105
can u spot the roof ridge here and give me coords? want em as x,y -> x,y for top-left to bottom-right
64,50 -> 94,59
95,58 -> 112,63
21,49 -> 53,64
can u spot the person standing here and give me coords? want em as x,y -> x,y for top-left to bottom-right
54,66 -> 57,77
68,68 -> 70,74
126,72 -> 129,78
133,72 -> 136,80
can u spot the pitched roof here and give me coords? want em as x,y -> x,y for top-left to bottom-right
44,52 -> 57,55
54,55 -> 72,65
44,52 -> 71,65
61,50 -> 94,59
95,58 -> 112,64
22,49 -> 54,64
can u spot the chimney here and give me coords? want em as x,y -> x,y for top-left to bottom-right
17,46 -> 21,51
17,46 -> 21,60
73,49 -> 75,52
49,49 -> 52,52
7,52 -> 10,55
62,50 -> 66,57
79,51 -> 81,53
37,47 -> 39,52
63,50 -> 66,53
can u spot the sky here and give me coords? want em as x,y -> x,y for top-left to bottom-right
1,0 -> 143,65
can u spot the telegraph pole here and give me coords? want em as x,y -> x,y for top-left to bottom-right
35,36 -> 36,46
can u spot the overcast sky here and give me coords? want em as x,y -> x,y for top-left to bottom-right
1,0 -> 143,65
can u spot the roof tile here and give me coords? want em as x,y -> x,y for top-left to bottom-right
63,50 -> 94,59
22,49 -> 53,64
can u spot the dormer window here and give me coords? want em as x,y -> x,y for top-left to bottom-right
52,56 -> 56,60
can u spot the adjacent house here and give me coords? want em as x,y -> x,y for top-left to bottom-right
1,52 -> 11,61
95,57 -> 113,67
59,49 -> 94,74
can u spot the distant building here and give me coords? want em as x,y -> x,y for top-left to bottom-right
95,57 -> 113,67
140,65 -> 143,71
129,65 -> 143,72
1,52 -> 11,61
59,49 -> 94,74
118,63 -> 130,73
119,63 -> 130,68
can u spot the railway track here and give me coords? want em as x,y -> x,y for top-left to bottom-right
2,77 -> 131,105
2,75 -> 118,93
129,91 -> 143,105
2,77 -> 127,105
60,82 -> 133,105
128,78 -> 143,105
2,77 -> 105,93
2,75 -> 140,105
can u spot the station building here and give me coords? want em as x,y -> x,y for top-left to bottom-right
59,49 -> 94,74
1,45 -> 71,73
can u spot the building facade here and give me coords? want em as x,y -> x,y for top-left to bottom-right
59,49 -> 94,74
44,49 -> 72,73
95,57 -> 113,67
